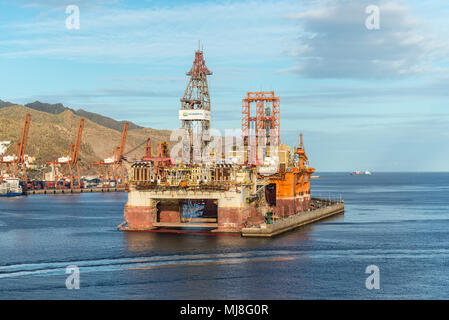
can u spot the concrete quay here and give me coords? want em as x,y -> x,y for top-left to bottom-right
25,187 -> 125,195
241,201 -> 344,237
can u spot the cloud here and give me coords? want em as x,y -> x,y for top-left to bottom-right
18,87 -> 180,102
0,1 -> 302,62
284,0 -> 449,79
104,76 -> 185,83
279,75 -> 449,107
280,112 -> 449,120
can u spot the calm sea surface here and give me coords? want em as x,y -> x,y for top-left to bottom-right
1,172 -> 448,299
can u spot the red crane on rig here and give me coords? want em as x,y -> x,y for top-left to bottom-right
93,122 -> 129,187
46,118 -> 84,189
0,113 -> 31,184
140,138 -> 172,180
241,91 -> 280,165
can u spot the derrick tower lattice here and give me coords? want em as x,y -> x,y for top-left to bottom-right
179,44 -> 212,163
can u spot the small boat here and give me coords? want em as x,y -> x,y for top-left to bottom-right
0,178 -> 23,197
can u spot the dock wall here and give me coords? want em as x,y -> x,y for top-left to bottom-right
25,187 -> 125,195
241,202 -> 344,237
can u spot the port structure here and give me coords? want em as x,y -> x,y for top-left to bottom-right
93,122 -> 129,187
179,42 -> 212,163
46,118 -> 84,189
0,113 -> 31,184
241,92 -> 280,165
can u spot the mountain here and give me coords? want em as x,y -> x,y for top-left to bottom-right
23,101 -> 143,131
25,101 -> 68,114
0,99 -> 15,108
0,104 -> 172,175
74,109 -> 142,131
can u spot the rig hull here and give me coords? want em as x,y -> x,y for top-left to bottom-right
123,185 -> 268,232
121,163 -> 314,233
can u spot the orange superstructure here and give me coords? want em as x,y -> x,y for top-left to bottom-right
266,134 -> 315,217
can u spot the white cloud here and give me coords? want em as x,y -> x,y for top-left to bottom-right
284,0 -> 449,79
0,1 -> 303,62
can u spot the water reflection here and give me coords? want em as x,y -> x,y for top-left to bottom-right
124,230 -> 273,254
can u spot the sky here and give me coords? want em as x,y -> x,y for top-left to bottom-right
0,0 -> 448,171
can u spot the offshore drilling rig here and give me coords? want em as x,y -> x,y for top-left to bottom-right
119,46 -> 345,236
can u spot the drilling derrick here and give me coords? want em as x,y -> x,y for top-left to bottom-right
241,92 -> 280,164
93,122 -> 129,187
47,119 -> 84,189
0,113 -> 31,184
179,44 -> 212,163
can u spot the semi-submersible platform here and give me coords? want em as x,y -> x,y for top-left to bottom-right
119,47 -> 344,237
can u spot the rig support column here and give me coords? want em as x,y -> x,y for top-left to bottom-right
124,191 -> 158,230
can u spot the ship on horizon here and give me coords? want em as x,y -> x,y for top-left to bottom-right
351,170 -> 372,176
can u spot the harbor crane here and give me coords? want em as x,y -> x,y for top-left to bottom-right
46,118 -> 84,188
0,113 -> 31,184
93,122 -> 129,187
